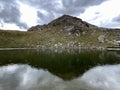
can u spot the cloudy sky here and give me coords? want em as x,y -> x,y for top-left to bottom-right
0,0 -> 120,31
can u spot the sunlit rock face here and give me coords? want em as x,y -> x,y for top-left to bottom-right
0,64 -> 120,90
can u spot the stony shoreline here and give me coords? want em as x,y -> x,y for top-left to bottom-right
0,46 -> 106,51
0,48 -> 36,50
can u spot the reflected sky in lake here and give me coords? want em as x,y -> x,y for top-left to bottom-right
0,64 -> 120,90
0,49 -> 120,90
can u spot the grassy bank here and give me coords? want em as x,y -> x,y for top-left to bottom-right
0,29 -> 118,48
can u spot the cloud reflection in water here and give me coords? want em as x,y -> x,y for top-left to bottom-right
0,64 -> 120,90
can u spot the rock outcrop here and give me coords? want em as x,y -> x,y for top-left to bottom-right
28,25 -> 47,31
98,35 -> 106,43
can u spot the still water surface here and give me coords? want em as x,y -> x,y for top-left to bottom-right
0,49 -> 120,90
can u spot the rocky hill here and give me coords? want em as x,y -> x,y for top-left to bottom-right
47,15 -> 95,28
0,15 -> 119,49
28,15 -> 97,35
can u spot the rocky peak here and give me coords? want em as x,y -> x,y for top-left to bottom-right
48,15 -> 92,28
28,15 -> 97,34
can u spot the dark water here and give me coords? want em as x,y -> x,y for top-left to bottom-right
0,49 -> 120,90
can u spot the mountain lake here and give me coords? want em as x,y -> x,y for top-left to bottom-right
0,49 -> 120,90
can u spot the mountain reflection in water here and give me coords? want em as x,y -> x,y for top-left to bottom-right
0,64 -> 120,90
0,49 -> 120,80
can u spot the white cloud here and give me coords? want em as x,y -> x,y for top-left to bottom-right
19,2 -> 38,27
0,23 -> 25,31
80,0 -> 120,28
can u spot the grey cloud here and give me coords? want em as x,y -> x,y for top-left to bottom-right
37,11 -> 55,24
22,0 -> 107,14
20,0 -> 62,24
0,0 -> 28,29
20,0 -> 60,9
100,15 -> 120,28
21,0 -> 107,25
61,0 -> 107,15
0,0 -> 107,29
113,15 -> 120,22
